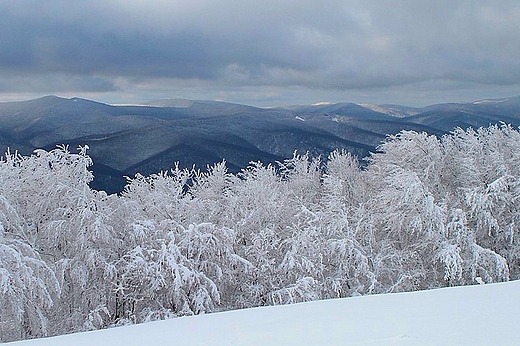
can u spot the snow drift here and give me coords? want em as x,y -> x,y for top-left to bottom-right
9,280 -> 519,346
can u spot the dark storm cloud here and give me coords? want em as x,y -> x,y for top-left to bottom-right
1,0 -> 520,104
0,74 -> 118,93
0,2 -> 217,78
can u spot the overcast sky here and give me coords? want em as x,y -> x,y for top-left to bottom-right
1,0 -> 520,106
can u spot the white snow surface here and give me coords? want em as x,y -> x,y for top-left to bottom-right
9,281 -> 519,346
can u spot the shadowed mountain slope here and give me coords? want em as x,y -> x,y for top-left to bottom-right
1,95 -> 519,193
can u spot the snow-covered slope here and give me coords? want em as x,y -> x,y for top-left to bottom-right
9,281 -> 519,346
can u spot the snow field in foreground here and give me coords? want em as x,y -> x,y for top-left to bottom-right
9,280 -> 520,346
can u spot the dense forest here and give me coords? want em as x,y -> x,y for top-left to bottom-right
1,124 -> 519,342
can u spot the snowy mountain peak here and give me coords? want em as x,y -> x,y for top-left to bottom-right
146,98 -> 195,108
358,103 -> 417,118
311,101 -> 334,106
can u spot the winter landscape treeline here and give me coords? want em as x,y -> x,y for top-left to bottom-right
1,124 -> 519,342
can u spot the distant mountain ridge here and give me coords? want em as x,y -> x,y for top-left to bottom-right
1,95 -> 519,193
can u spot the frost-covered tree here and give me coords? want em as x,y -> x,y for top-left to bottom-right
115,164 -> 249,320
319,150 -> 376,296
366,128 -> 514,289
0,195 -> 59,342
442,125 -> 520,279
224,161 -> 289,306
0,146 -> 118,335
111,223 -> 223,323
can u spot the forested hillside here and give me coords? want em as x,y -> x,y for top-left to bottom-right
1,124 -> 519,342
1,96 -> 519,193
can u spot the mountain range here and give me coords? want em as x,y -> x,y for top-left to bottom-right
1,95 -> 519,193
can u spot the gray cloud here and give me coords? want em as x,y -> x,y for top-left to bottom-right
1,0 -> 519,105
0,74 -> 118,94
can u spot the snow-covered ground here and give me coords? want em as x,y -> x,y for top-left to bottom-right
9,281 -> 519,346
